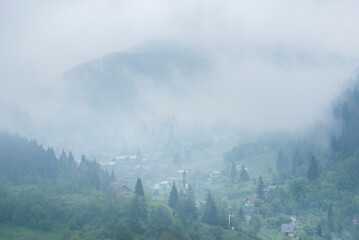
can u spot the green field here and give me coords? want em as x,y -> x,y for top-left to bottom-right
0,224 -> 63,240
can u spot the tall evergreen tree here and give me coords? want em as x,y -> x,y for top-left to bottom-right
202,191 -> 218,225
230,162 -> 237,179
169,182 -> 179,209
276,149 -> 288,171
291,149 -> 302,174
239,165 -> 250,182
256,176 -> 265,200
327,203 -> 334,231
135,178 -> 145,196
178,185 -> 198,226
59,150 -> 67,163
307,156 -> 320,182
110,169 -> 116,182
68,151 -> 75,163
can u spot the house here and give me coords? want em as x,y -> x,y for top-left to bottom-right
209,170 -> 222,178
243,206 -> 260,216
352,218 -> 359,225
267,185 -> 278,191
244,197 -> 256,206
110,182 -> 132,195
236,165 -> 248,171
134,164 -> 152,171
281,223 -> 295,237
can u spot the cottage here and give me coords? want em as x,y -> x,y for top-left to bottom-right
110,182 -> 132,195
281,223 -> 295,237
243,206 -> 260,216
134,164 -> 152,171
244,197 -> 256,206
209,170 -> 222,178
352,218 -> 359,225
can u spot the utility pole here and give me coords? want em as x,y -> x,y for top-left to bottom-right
228,213 -> 234,230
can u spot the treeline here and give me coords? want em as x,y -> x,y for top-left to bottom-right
0,131 -> 113,192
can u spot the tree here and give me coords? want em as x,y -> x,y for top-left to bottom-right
256,176 -> 265,200
276,149 -> 288,171
177,185 -> 198,226
135,178 -> 145,196
327,203 -> 334,231
307,156 -> 319,182
169,182 -> 179,209
239,165 -> 250,182
110,169 -> 116,182
230,162 -> 237,180
292,149 -> 303,173
202,191 -> 219,225
115,220 -> 134,240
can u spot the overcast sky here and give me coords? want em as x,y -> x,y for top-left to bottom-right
1,0 -> 359,150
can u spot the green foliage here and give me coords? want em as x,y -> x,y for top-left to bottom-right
276,149 -> 289,171
135,178 -> 145,197
202,191 -> 219,226
307,156 -> 320,182
148,203 -> 173,237
169,182 -> 179,209
115,220 -> 134,240
249,215 -> 261,232
256,176 -> 264,200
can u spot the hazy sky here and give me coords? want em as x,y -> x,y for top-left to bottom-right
1,0 -> 359,150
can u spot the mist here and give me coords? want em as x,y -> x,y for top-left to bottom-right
1,0 -> 359,156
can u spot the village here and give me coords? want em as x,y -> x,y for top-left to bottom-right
99,148 -> 304,239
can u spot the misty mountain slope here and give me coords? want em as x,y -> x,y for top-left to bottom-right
63,44 -> 208,112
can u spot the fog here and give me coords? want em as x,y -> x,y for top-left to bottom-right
1,0 -> 359,156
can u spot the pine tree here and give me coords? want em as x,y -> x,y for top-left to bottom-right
256,176 -> 265,200
202,191 -> 218,225
68,151 -> 75,163
230,162 -> 237,179
327,203 -> 334,231
291,149 -> 302,174
169,182 -> 179,209
178,185 -> 198,226
307,156 -> 320,182
276,149 -> 288,171
59,150 -> 67,163
239,165 -> 250,182
110,169 -> 116,182
135,178 -> 145,196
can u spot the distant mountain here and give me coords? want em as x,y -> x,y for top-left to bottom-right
63,43 -> 208,112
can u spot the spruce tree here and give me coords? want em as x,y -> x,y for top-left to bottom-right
230,162 -> 237,179
256,176 -> 265,200
169,182 -> 179,209
276,149 -> 288,171
327,203 -> 334,231
291,149 -> 302,174
307,156 -> 320,182
135,178 -> 145,196
239,165 -> 250,182
110,169 -> 116,182
202,191 -> 218,225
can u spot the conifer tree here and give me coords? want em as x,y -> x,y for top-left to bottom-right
68,151 -> 75,163
256,176 -> 265,200
230,162 -> 237,179
291,149 -> 302,174
327,203 -> 334,231
110,169 -> 116,182
169,182 -> 179,209
276,149 -> 288,171
202,191 -> 218,225
307,156 -> 320,182
135,178 -> 145,196
59,150 -> 67,163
